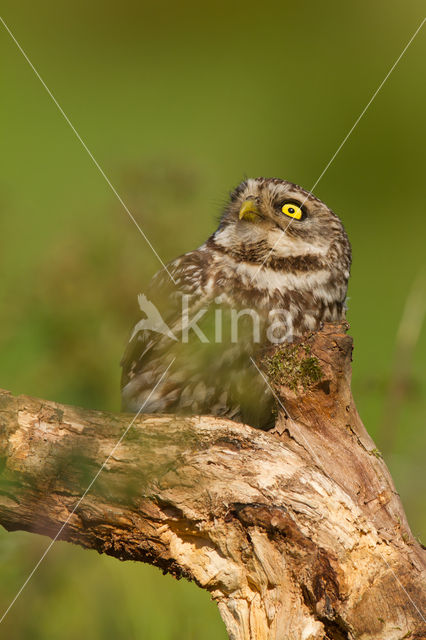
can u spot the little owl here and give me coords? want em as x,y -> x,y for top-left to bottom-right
121,177 -> 351,428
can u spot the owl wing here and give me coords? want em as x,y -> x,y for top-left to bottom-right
120,248 -> 211,394
120,246 -> 275,427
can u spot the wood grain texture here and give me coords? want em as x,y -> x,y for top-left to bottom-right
0,323 -> 425,640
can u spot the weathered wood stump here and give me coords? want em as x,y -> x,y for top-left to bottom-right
0,323 -> 424,639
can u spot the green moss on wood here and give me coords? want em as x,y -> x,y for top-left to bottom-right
264,343 -> 323,392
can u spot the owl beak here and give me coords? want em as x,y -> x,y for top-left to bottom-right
239,200 -> 261,223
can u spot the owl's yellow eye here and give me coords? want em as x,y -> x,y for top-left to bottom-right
281,203 -> 303,220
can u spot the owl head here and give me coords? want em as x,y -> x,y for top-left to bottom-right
214,177 -> 351,280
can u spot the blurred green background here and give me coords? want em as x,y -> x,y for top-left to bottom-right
1,1 -> 425,637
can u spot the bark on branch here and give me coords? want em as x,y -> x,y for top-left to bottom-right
0,324 -> 425,640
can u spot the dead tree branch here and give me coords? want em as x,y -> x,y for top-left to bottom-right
0,323 -> 424,640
